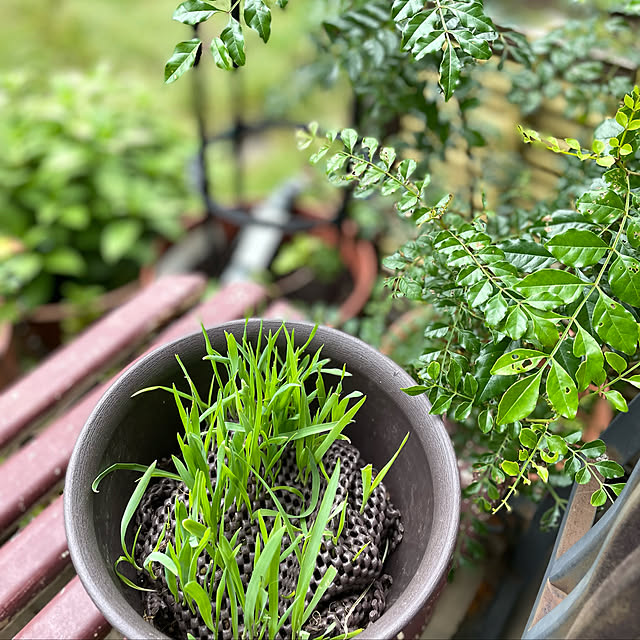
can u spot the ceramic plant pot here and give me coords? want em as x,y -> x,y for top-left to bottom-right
64,320 -> 460,639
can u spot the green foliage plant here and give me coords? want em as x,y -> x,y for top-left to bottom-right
165,0 -> 290,83
0,67 -> 192,324
94,322 -> 407,639
300,83 -> 640,523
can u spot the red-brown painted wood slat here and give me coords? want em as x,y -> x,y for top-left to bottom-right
0,282 -> 267,532
0,497 -> 68,625
1,281 -> 269,635
0,274 -> 206,450
14,576 -> 109,640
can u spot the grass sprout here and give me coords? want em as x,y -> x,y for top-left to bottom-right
94,321 -> 407,639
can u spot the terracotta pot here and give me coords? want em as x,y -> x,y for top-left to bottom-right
65,320 -> 459,639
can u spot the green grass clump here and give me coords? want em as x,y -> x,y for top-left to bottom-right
94,322 -> 407,640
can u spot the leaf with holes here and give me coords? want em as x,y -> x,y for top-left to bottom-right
609,255 -> 640,306
577,189 -> 625,225
546,359 -> 578,419
497,369 -> 544,425
545,229 -> 608,268
627,219 -> 640,249
592,292 -> 638,355
165,39 -> 202,84
491,349 -> 548,376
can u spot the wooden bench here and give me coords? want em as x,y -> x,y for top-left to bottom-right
0,274 -> 303,639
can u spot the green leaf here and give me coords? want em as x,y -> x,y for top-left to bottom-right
592,292 -> 638,355
455,30 -> 491,60
430,393 -> 453,415
609,255 -> 640,306
590,488 -> 607,507
184,581 -> 215,631
392,0 -> 423,22
165,39 -> 202,83
173,1 -> 219,25
244,0 -> 271,42
291,460 -> 341,631
491,349 -> 547,376
516,270 -> 590,305
478,409 -> 493,434
211,38 -> 233,70
604,389 -> 628,412
577,189 -> 625,225
519,427 -> 538,449
625,374 -> 640,388
534,463 -> 549,483
574,324 -> 604,391
497,369 -> 544,425
440,42 -> 461,101
604,351 -> 627,374
547,434 -> 568,456
581,439 -> 606,458
43,247 -> 85,277
504,306 -> 528,340
413,30 -> 446,60
593,460 -> 625,479
545,229 -> 608,268
501,460 -> 520,476
401,9 -> 439,49
485,292 -> 508,326
528,310 -> 560,347
546,359 -> 578,419
340,128 -> 357,153
610,483 -> 626,496
101,220 -> 142,264
467,280 -> 493,307
450,2 -> 495,33
575,466 -> 592,484
627,219 -> 640,249
221,17 -> 245,67
476,341 -> 515,403
501,240 -> 555,272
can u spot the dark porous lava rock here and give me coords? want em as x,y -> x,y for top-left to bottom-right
134,441 -> 404,639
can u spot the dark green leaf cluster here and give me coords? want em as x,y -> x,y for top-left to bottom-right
165,0 -> 287,83
508,14 -> 638,118
304,86 -> 640,513
392,0 -> 497,100
0,68 -> 192,324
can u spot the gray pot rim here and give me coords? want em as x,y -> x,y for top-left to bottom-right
65,319 -> 460,639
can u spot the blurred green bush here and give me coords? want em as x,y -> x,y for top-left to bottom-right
0,66 -> 195,323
